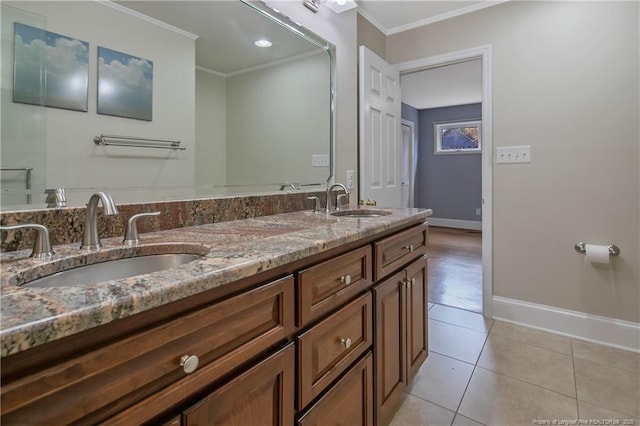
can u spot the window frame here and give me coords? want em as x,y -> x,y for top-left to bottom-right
434,119 -> 482,155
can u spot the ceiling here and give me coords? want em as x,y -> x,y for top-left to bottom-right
357,0 -> 506,35
356,1 -> 499,110
401,59 -> 482,110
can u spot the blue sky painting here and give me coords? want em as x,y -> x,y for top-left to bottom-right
13,22 -> 89,111
97,46 -> 153,121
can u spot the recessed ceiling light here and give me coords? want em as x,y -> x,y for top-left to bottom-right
255,39 -> 272,48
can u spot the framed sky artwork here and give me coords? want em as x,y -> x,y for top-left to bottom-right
13,22 -> 89,112
97,46 -> 153,121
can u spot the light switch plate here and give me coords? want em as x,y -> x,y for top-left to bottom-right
496,145 -> 531,164
346,170 -> 355,189
312,154 -> 329,167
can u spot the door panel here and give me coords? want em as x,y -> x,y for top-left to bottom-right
359,46 -> 401,207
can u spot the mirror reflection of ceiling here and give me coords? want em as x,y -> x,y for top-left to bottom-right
116,1 -> 320,75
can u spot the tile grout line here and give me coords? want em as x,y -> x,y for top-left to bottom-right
571,339 -> 580,419
448,317 -> 495,426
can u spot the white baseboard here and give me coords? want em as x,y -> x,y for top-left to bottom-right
427,218 -> 482,231
493,296 -> 640,353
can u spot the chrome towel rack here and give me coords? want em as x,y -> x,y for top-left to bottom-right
94,134 -> 185,151
574,242 -> 620,257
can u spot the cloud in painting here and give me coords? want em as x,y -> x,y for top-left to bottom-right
98,47 -> 153,121
13,23 -> 89,111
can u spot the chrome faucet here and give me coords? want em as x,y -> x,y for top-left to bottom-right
0,223 -> 54,260
80,192 -> 119,250
326,183 -> 350,212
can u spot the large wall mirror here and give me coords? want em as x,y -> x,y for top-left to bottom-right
0,0 -> 334,211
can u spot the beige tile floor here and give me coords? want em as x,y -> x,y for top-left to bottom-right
389,303 -> 640,426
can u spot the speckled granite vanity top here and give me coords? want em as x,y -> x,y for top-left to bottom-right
0,207 -> 429,357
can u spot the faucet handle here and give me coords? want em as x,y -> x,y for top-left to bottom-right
307,196 -> 321,213
336,194 -> 349,211
123,212 -> 160,246
0,224 -> 54,260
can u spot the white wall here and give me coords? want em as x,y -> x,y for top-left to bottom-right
195,69 -> 227,187
226,52 -> 330,186
387,1 -> 640,323
1,1 -> 195,190
264,0 -> 359,193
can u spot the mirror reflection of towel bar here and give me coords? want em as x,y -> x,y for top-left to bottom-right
574,242 -> 620,256
94,134 -> 186,151
1,167 -> 33,204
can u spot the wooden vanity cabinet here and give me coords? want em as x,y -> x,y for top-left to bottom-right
1,219 -> 429,426
374,255 -> 428,426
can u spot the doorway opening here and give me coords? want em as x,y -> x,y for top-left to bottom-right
395,45 -> 493,316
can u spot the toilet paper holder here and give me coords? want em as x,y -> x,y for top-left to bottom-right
574,242 -> 620,256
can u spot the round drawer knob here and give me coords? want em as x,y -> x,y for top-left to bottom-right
341,274 -> 352,285
340,337 -> 352,349
180,354 -> 199,374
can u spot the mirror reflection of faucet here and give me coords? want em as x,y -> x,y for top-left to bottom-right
45,188 -> 66,208
80,192 -> 119,251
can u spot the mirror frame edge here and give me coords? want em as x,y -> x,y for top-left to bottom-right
241,0 -> 336,189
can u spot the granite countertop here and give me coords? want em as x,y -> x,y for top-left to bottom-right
0,207 -> 430,357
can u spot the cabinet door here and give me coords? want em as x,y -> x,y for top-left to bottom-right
183,343 -> 295,426
373,270 -> 406,426
405,256 -> 428,384
297,352 -> 374,426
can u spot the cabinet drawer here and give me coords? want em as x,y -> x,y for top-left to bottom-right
373,223 -> 427,280
2,276 -> 295,426
297,352 -> 374,426
298,245 -> 372,326
298,292 -> 372,409
183,343 -> 295,426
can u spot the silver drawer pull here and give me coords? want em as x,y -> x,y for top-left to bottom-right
341,274 -> 352,285
340,337 -> 352,349
411,278 -> 416,285
180,354 -> 199,374
403,244 -> 414,253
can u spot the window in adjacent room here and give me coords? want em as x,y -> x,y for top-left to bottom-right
434,120 -> 481,154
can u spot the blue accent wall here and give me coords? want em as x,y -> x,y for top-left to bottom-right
412,103 -> 482,221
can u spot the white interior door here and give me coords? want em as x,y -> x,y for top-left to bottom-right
358,46 -> 401,207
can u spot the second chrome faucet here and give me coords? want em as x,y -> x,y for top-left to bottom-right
326,183 -> 350,212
